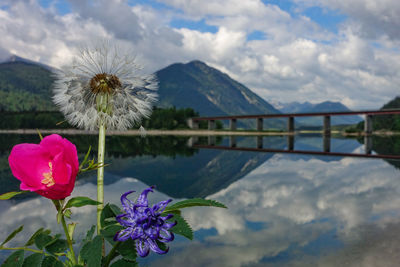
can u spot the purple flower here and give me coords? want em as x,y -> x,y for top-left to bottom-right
114,186 -> 176,257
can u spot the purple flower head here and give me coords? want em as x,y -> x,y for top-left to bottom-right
114,186 -> 177,257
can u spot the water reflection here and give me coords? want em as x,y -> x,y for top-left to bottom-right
147,154 -> 400,266
0,134 -> 400,266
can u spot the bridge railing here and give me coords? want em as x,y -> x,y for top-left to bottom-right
187,109 -> 400,134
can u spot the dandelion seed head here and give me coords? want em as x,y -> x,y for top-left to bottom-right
52,40 -> 158,131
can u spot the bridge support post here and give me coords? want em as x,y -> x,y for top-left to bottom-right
287,135 -> 294,150
230,119 -> 237,130
208,120 -> 215,130
364,135 -> 372,154
257,118 -> 263,131
257,136 -> 263,148
229,136 -> 236,147
323,116 -> 331,135
208,136 -> 215,146
288,117 -> 295,133
323,135 -> 331,152
364,115 -> 373,135
187,136 -> 198,147
187,118 -> 199,129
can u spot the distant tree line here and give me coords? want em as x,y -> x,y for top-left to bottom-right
0,106 -> 223,130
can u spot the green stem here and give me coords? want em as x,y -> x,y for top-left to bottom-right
97,120 -> 106,235
0,246 -> 64,257
103,241 -> 121,267
60,215 -> 77,265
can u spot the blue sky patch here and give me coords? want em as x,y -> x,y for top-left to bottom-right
247,30 -> 267,41
170,18 -> 218,33
38,0 -> 71,15
303,6 -> 347,33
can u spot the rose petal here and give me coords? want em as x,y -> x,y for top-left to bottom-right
9,144 -> 51,190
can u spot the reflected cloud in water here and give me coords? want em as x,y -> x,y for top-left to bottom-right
1,135 -> 400,266
150,154 -> 400,266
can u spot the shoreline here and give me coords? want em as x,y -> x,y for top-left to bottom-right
0,129 -> 399,136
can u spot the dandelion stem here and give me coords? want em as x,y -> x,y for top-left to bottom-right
97,120 -> 106,235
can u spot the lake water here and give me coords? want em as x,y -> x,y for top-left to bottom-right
1,134 -> 400,266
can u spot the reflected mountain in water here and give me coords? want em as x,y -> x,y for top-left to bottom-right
106,136 -> 285,198
0,134 -> 395,199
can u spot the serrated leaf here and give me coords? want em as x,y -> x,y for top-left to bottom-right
34,232 -> 53,250
162,209 -> 181,216
100,204 -> 120,228
45,239 -> 68,255
109,204 -> 122,216
41,256 -> 63,267
82,225 -> 96,244
24,228 -> 44,246
1,225 -> 23,246
22,253 -> 43,267
100,225 -> 123,246
0,191 -> 26,200
64,197 -> 101,209
110,258 -> 138,267
164,198 -> 226,213
79,235 -> 102,267
116,239 -> 137,262
170,214 -> 193,240
1,250 -> 24,267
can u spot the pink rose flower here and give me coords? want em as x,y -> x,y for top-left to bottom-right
8,134 -> 79,200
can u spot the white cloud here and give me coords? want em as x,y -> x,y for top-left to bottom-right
0,0 -> 399,109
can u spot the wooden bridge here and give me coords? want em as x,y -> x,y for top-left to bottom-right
187,109 -> 400,134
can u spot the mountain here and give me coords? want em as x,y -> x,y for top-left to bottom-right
4,55 -> 55,71
156,60 -> 282,127
0,57 -> 282,128
277,101 -> 363,126
0,60 -> 56,111
357,96 -> 400,131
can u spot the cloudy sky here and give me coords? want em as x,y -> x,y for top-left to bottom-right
1,0 -> 400,109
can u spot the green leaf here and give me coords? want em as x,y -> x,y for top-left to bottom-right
100,225 -> 123,246
110,258 -> 138,267
170,214 -> 193,240
79,146 -> 92,170
1,225 -> 23,246
100,204 -> 120,228
116,239 -> 137,262
67,223 -> 77,240
22,253 -> 43,267
41,256 -> 63,267
79,235 -> 102,267
34,232 -> 53,250
64,197 -> 101,209
36,129 -> 43,141
0,191 -> 26,200
109,204 -> 122,216
1,250 -> 24,267
164,198 -> 227,213
82,225 -> 96,244
64,209 -> 72,219
25,228 -> 44,246
45,239 -> 68,254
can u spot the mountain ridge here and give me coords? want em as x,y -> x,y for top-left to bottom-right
276,101 -> 363,126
